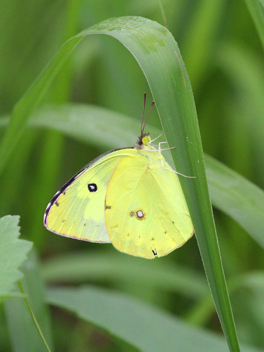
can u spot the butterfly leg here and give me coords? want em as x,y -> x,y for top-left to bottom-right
160,159 -> 196,178
144,142 -> 176,152
158,141 -> 176,153
148,131 -> 164,145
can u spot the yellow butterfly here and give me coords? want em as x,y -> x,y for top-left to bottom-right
44,96 -> 194,259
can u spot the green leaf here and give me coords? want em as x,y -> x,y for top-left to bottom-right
0,215 -> 32,301
4,250 -> 53,352
245,0 -> 264,49
46,285 -> 261,352
0,16 -> 240,350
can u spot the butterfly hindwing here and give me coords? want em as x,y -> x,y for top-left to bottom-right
105,151 -> 194,258
44,149 -> 132,243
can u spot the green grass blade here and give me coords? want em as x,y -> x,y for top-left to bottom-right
46,286 -> 260,352
17,281 -> 51,352
0,16 -> 240,350
245,0 -> 264,49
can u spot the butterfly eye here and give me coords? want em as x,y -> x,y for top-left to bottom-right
88,183 -> 97,192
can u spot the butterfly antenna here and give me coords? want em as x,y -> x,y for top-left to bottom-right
142,99 -> 155,134
141,92 -> 147,136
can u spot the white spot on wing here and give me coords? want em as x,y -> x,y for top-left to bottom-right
137,211 -> 144,218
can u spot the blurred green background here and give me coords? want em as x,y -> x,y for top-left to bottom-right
0,0 -> 264,351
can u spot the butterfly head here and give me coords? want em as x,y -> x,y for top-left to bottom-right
135,94 -> 155,150
134,133 -> 151,150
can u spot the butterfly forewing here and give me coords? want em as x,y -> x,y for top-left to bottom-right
44,151 -> 129,243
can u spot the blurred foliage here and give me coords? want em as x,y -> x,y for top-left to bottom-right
0,0 -> 264,351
